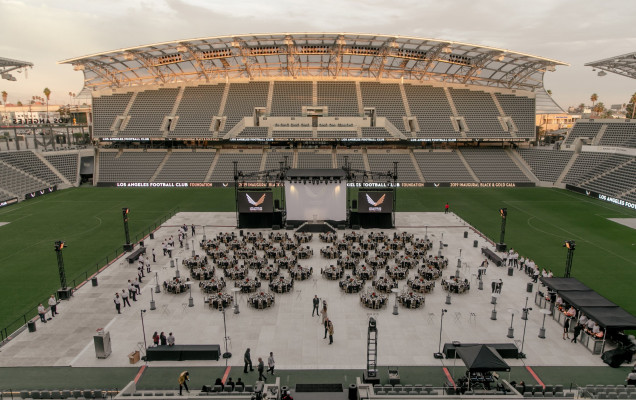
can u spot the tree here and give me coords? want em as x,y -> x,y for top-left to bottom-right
16,101 -> 22,106
43,87 -> 51,121
627,92 -> 636,120
578,103 -> 586,113
590,93 -> 598,107
547,89 -> 552,95
593,102 -> 605,118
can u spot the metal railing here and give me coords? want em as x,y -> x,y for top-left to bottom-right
0,207 -> 179,346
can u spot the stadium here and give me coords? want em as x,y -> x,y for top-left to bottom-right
0,33 -> 635,400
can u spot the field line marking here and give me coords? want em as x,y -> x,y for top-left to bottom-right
442,367 -> 456,388
134,365 -> 147,384
221,366 -> 231,384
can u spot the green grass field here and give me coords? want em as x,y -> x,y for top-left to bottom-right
0,187 -> 634,337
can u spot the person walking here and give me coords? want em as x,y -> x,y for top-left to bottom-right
37,304 -> 47,323
152,248 -> 156,263
496,279 -> 503,294
244,348 -> 254,373
48,294 -> 59,317
114,293 -> 121,314
178,371 -> 190,395
267,352 -> 275,375
312,295 -> 320,317
328,320 -> 334,344
320,303 -> 329,338
257,357 -> 267,381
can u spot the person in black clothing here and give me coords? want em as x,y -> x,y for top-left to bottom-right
235,378 -> 245,389
571,323 -> 582,343
214,378 -> 224,390
312,295 -> 320,317
226,377 -> 235,391
563,318 -> 571,340
244,348 -> 254,373
258,357 -> 267,381
160,331 -> 167,346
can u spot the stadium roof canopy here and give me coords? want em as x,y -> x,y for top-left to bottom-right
0,57 -> 33,81
60,33 -> 567,92
585,51 -> 636,80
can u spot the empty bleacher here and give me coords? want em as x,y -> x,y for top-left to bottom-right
92,92 -> 133,137
449,88 -> 505,137
237,127 -> 269,138
516,149 -> 573,183
367,151 -> 421,182
361,127 -> 393,138
0,151 -> 62,185
403,84 -> 458,138
272,131 -> 313,139
317,81 -> 359,116
0,160 -> 52,196
270,81 -> 312,117
154,151 -> 215,182
562,153 -> 630,186
460,148 -> 530,182
495,93 -> 535,138
98,151 -> 166,183
336,152 -> 365,171
209,151 -> 263,182
263,150 -> 293,171
582,159 -> 636,197
564,122 -> 603,146
120,88 -> 179,137
359,82 -> 408,133
296,152 -> 333,169
598,122 -> 636,148
413,151 -> 475,183
222,82 -> 269,133
171,84 -> 225,137
44,153 -> 79,184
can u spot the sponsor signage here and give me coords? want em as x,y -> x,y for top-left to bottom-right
237,191 -> 274,213
0,197 -> 18,208
566,185 -> 636,210
24,186 -> 57,200
358,191 -> 393,214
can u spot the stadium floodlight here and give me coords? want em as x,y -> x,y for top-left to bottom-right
54,240 -> 72,300
497,208 -> 508,252
563,240 -> 576,277
122,207 -> 132,250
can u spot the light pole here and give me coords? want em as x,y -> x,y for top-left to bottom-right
221,307 -> 232,359
563,241 -> 576,278
140,310 -> 148,351
433,309 -> 448,359
519,307 -> 532,359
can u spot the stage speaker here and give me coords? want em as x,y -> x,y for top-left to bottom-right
57,288 -> 73,300
352,225 -> 360,230
274,200 -> 280,209
123,243 -> 134,252
240,229 -> 244,237
338,224 -> 346,230
272,225 -> 280,230
496,243 -> 507,252
352,200 -> 358,209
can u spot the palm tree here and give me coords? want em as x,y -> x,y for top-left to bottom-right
1,90 -> 7,118
43,87 -> 51,122
578,103 -> 585,113
593,102 -> 605,118
630,92 -> 636,120
590,93 -> 598,115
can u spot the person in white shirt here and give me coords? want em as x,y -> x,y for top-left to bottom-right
167,332 -> 175,346
37,303 -> 47,323
592,323 -> 601,335
48,294 -> 59,317
267,352 -> 275,375
586,319 -> 595,330
579,314 -> 588,326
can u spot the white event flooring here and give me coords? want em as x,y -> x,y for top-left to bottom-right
0,212 -> 608,369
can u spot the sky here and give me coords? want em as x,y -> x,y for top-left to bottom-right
1,0 -> 635,109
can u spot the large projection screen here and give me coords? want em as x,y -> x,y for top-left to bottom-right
285,182 -> 346,221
